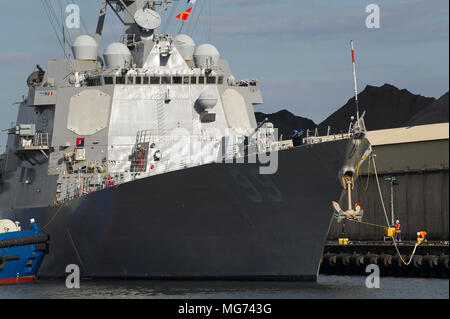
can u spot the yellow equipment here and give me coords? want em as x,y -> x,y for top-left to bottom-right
385,227 -> 396,237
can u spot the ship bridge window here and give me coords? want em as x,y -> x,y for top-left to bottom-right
183,76 -> 190,84
161,76 -> 171,84
198,76 -> 205,84
150,76 -> 160,84
104,77 -> 114,85
127,76 -> 134,84
116,76 -> 125,84
206,76 -> 216,84
191,76 -> 197,84
143,76 -> 149,84
87,77 -> 101,86
218,76 -> 224,85
136,77 -> 142,84
173,76 -> 182,84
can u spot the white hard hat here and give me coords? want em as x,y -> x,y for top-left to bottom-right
417,232 -> 420,236
396,220 -> 399,223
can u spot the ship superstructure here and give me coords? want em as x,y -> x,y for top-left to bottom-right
0,0 -> 369,281
1,0 -> 268,207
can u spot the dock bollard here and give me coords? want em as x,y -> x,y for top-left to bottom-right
412,255 -> 423,268
324,253 -> 337,267
350,254 -> 364,267
423,255 -> 438,269
439,255 -> 449,270
391,255 -> 406,277
392,255 -> 404,268
338,253 -> 352,266
364,253 -> 378,265
379,254 -> 392,267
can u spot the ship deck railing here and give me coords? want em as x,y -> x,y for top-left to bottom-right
304,133 -> 351,144
16,133 -> 50,151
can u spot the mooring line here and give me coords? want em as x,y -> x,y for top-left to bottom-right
42,202 -> 66,230
371,149 -> 418,266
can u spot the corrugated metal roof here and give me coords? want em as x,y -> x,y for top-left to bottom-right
367,122 -> 449,146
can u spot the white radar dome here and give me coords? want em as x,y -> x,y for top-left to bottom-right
174,34 -> 196,62
72,35 -> 98,60
193,44 -> 220,69
103,42 -> 132,69
197,89 -> 219,110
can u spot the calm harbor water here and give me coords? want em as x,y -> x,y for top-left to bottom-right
0,275 -> 448,299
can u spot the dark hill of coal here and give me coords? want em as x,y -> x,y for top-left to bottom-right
256,84 -> 447,140
255,109 -> 316,140
406,92 -> 449,126
317,84 -> 436,135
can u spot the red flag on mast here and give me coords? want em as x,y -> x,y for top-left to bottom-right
176,7 -> 192,21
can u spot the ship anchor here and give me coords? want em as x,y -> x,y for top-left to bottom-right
332,173 -> 364,223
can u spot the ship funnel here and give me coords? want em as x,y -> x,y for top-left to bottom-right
103,42 -> 132,69
72,35 -> 98,60
193,44 -> 220,69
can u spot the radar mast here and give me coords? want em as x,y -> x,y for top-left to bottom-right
95,0 -> 178,67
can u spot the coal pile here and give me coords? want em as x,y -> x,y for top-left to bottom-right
256,84 -> 448,139
317,84 -> 438,135
255,109 -> 316,140
406,92 -> 449,126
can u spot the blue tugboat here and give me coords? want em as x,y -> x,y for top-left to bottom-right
0,218 -> 48,284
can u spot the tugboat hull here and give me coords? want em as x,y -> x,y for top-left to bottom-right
0,220 -> 48,284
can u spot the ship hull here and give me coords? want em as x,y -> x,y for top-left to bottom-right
0,139 -> 363,281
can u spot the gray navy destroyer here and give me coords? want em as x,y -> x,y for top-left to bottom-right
0,0 -> 369,281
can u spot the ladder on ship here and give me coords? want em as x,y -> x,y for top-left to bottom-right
156,90 -> 167,151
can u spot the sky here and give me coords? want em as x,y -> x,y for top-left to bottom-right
0,0 -> 448,147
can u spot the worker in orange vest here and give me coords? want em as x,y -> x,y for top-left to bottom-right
394,220 -> 402,242
417,231 -> 427,244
